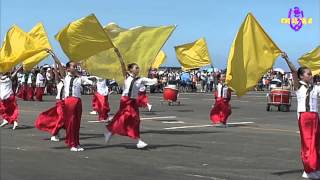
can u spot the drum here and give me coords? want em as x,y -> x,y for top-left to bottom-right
163,85 -> 178,102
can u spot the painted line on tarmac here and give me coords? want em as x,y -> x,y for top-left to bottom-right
161,121 -> 185,124
164,122 -> 254,130
88,116 -> 177,123
185,174 -> 226,180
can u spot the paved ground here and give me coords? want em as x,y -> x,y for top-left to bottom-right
1,91 -> 307,180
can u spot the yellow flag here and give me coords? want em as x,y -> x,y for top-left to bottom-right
81,23 -> 175,84
55,14 -> 114,61
299,46 -> 320,75
226,13 -> 281,96
151,50 -> 166,69
0,25 -> 44,72
175,38 -> 211,71
23,23 -> 52,70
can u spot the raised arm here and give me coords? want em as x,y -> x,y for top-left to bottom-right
114,48 -> 127,78
11,65 -> 23,78
139,77 -> 158,86
53,63 -> 61,83
47,49 -> 66,78
281,52 -> 299,90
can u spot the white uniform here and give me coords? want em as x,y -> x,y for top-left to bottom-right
122,74 -> 157,99
17,73 -> 24,85
96,78 -> 109,96
36,73 -> 46,87
27,73 -> 33,85
20,73 -> 26,84
296,81 -> 320,113
0,75 -> 13,100
216,83 -> 229,98
64,73 -> 93,98
46,71 -> 52,81
56,81 -> 65,100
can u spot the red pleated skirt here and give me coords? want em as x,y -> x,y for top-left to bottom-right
210,98 -> 231,125
35,100 -> 65,136
26,85 -> 34,101
0,95 -> 19,124
107,96 -> 140,139
17,84 -> 27,100
298,112 -> 320,173
35,87 -> 45,101
92,92 -> 110,121
64,97 -> 82,148
137,91 -> 148,107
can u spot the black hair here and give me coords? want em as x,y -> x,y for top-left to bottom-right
127,63 -> 138,71
66,62 -> 71,69
216,73 -> 221,80
297,67 -> 310,80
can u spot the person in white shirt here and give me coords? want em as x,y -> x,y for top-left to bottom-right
26,70 -> 35,101
282,52 -> 320,179
16,71 -> 28,100
104,62 -> 157,149
35,50 -> 66,142
0,66 -> 22,130
63,61 -> 93,152
136,85 -> 152,111
89,76 -> 111,122
210,72 -> 232,128
35,69 -> 46,101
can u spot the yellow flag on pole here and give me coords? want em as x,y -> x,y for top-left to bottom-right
0,25 -> 44,73
23,23 -> 52,70
151,50 -> 166,69
175,38 -> 211,71
81,23 -> 175,84
55,14 -> 114,62
226,13 -> 281,96
298,46 -> 320,75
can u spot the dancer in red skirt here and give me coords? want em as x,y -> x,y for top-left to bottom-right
63,60 -> 93,152
137,85 -> 152,111
35,68 -> 46,101
16,71 -> 28,100
282,52 -> 320,179
104,59 -> 157,149
210,72 -> 231,128
35,50 -> 66,142
0,66 -> 22,130
90,77 -> 110,122
26,70 -> 35,101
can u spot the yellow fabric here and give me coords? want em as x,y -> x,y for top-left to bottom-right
151,50 -> 166,69
226,13 -> 281,96
23,23 -> 52,70
298,46 -> 320,75
55,14 -> 114,62
0,25 -> 44,73
81,23 -> 175,84
175,38 -> 211,71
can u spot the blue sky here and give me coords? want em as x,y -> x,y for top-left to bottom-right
1,0 -> 319,70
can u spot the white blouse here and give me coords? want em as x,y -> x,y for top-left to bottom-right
122,75 -> 157,99
64,74 -> 93,98
96,77 -> 109,96
296,81 -> 320,113
0,75 -> 13,100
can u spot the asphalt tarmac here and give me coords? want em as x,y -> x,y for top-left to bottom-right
1,91 -> 306,180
